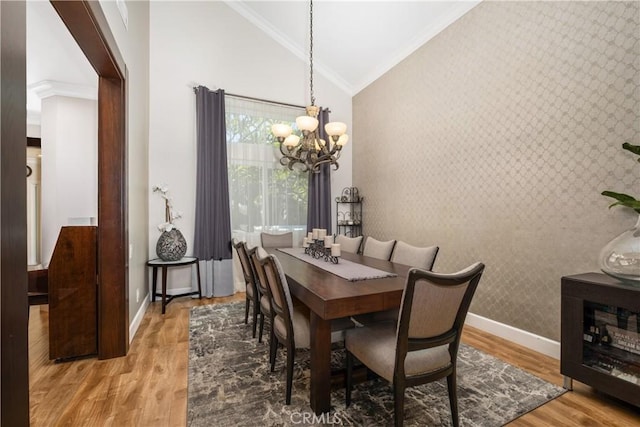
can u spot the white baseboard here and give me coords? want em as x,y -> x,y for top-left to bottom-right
465,312 -> 560,360
129,293 -> 150,344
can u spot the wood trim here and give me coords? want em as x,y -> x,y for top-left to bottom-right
0,1 -> 30,425
27,137 -> 41,147
50,1 -> 128,359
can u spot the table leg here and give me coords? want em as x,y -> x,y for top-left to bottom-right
161,266 -> 168,315
309,311 -> 331,414
151,266 -> 158,302
195,260 -> 202,299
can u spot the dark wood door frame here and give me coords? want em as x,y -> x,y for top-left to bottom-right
1,1 -> 128,422
50,1 -> 129,359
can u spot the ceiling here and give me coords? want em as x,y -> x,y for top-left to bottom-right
26,1 -> 479,121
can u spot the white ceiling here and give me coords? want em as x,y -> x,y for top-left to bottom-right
26,0 -> 479,120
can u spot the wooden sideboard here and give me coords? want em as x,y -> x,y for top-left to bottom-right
561,273 -> 639,407
48,226 -> 98,361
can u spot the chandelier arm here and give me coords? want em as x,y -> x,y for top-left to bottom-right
309,0 -> 315,106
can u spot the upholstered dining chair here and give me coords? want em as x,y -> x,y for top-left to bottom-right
362,236 -> 396,261
345,263 -> 485,427
335,234 -> 363,254
249,246 -> 272,343
232,238 -> 260,338
260,231 -> 293,248
391,241 -> 439,270
260,253 -> 354,404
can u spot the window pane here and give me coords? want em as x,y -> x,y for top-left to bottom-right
226,97 -> 307,246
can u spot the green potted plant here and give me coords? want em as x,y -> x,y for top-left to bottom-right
599,142 -> 640,285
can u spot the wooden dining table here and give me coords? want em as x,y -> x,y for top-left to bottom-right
270,249 -> 411,415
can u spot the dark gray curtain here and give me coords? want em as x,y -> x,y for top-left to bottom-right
193,86 -> 232,260
307,107 -> 332,233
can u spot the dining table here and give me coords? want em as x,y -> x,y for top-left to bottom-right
269,247 -> 411,415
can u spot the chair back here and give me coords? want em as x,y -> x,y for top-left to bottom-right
335,234 -> 363,254
261,254 -> 295,339
396,263 -> 484,359
249,246 -> 270,298
232,239 -> 257,295
362,237 -> 396,260
391,240 -> 439,270
260,232 -> 293,248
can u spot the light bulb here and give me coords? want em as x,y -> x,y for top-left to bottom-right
336,134 -> 349,146
296,115 -> 319,132
283,134 -> 300,147
271,123 -> 292,138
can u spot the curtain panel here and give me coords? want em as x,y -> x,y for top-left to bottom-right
193,86 -> 233,297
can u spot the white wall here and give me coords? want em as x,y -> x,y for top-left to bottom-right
99,0 -> 150,329
148,1 -> 353,292
40,96 -> 98,265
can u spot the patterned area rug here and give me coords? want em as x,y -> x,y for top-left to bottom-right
188,302 -> 565,426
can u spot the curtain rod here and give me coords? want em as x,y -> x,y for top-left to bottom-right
192,85 -> 305,110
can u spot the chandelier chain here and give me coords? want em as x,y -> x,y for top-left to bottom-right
309,0 -> 315,106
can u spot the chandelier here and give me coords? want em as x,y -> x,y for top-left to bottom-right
271,0 -> 349,173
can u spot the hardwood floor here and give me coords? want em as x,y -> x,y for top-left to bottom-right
29,296 -> 639,426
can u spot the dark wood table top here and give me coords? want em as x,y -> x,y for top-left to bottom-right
271,249 -> 411,319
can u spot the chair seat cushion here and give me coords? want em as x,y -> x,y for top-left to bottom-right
274,309 -> 355,349
345,322 -> 451,382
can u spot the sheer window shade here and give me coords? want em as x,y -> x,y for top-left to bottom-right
226,97 -> 308,248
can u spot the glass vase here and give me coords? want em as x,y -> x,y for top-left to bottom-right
599,215 -> 640,287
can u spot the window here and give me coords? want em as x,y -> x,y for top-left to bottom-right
226,97 -> 307,246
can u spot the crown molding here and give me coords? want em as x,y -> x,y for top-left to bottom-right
224,1 -> 353,96
28,79 -> 97,101
353,1 -> 481,95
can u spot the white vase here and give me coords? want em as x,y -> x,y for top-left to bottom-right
599,215 -> 640,287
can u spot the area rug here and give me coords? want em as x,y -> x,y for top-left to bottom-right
188,302 -> 565,426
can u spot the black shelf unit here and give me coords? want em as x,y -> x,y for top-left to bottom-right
561,273 -> 640,407
335,187 -> 362,237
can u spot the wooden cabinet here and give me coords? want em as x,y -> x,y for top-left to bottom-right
561,273 -> 639,407
49,226 -> 98,361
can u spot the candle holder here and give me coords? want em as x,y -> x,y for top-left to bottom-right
304,239 -> 340,264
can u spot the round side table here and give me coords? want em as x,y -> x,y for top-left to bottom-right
147,256 -> 202,314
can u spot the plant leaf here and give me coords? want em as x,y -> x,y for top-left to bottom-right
622,142 -> 640,162
602,191 -> 640,214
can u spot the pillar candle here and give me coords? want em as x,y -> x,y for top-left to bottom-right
307,232 -> 313,241
324,236 -> 332,248
331,243 -> 341,257
318,229 -> 327,239
312,229 -> 319,240
303,237 -> 309,248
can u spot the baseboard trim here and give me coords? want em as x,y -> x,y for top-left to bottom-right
129,293 -> 150,344
465,313 -> 560,360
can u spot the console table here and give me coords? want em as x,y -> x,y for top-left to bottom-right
147,257 -> 202,314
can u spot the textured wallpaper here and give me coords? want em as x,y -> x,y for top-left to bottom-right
353,1 -> 639,341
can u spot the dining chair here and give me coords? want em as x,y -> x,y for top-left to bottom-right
345,263 -> 485,427
249,246 -> 272,343
335,234 -> 363,254
260,231 -> 293,248
232,238 -> 260,338
390,241 -> 439,270
362,236 -> 396,260
260,253 -> 354,404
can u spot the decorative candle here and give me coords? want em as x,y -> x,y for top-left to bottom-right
303,237 -> 309,248
307,232 -> 313,241
318,229 -> 327,239
324,236 -> 332,248
312,229 -> 319,240
331,243 -> 341,257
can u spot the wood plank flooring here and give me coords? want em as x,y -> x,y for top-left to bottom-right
29,296 -> 639,426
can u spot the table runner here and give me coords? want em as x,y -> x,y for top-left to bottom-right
276,247 -> 397,282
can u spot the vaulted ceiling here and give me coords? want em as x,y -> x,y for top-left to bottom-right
26,1 -> 480,121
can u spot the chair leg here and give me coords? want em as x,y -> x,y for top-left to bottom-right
252,301 -> 259,338
244,297 -> 250,324
285,343 -> 295,405
346,350 -> 353,407
393,382 -> 405,427
258,312 -> 265,343
269,334 -> 278,372
447,372 -> 459,427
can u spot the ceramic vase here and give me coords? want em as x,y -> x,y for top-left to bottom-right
156,229 -> 187,261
